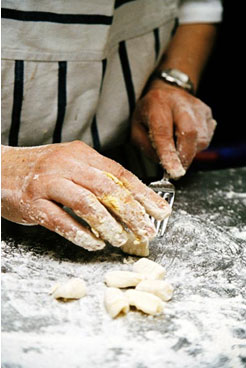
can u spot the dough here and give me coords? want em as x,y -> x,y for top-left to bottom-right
103,258 -> 173,318
133,258 -> 166,280
121,232 -> 149,256
104,287 -> 129,318
51,278 -> 86,300
104,270 -> 144,288
125,289 -> 164,315
136,279 -> 173,301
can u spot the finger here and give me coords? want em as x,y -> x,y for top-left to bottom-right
30,199 -> 105,251
68,141 -> 171,220
71,166 -> 157,240
174,110 -> 198,169
147,103 -> 186,179
206,118 -> 217,144
192,117 -> 216,154
196,120 -> 210,152
195,104 -> 216,152
131,101 -> 158,161
46,178 -> 128,247
131,120 -> 159,162
78,151 -> 172,220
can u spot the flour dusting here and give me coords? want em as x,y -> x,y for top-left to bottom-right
2,167 -> 246,368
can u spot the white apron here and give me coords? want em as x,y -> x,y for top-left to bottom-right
2,0 -> 178,155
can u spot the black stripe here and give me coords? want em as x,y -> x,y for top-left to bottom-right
171,17 -> 179,36
115,0 -> 136,9
91,116 -> 101,152
2,8 -> 112,25
53,62 -> 67,143
101,59 -> 107,86
9,61 -> 24,146
153,28 -> 160,61
119,41 -> 135,116
91,59 -> 107,151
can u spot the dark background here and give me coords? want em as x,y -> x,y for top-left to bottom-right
106,1 -> 245,175
194,0 -> 246,170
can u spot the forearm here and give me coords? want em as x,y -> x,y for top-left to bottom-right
156,23 -> 218,92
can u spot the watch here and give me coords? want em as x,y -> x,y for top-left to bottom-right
154,68 -> 195,95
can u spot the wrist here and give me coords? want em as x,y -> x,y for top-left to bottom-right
152,68 -> 195,95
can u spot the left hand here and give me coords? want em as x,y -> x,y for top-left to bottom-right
131,80 -> 217,179
1,141 -> 171,251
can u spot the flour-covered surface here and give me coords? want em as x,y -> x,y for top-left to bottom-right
1,167 -> 246,368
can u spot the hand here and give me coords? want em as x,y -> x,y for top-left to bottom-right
131,81 -> 216,179
1,141 -> 171,251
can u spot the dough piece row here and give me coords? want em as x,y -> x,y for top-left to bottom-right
50,259 -> 172,318
104,257 -> 173,318
104,258 -> 166,289
104,288 -> 164,318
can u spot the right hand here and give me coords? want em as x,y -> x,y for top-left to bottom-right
1,141 -> 171,251
131,81 -> 216,179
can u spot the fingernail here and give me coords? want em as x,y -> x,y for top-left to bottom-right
134,192 -> 171,220
106,229 -> 129,247
69,228 -> 105,251
169,166 -> 186,179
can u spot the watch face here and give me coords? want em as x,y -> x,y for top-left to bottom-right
169,69 -> 189,83
159,69 -> 194,94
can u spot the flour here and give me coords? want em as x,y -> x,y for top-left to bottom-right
2,167 -> 246,368
225,191 -> 246,199
227,226 -> 246,241
2,208 -> 246,368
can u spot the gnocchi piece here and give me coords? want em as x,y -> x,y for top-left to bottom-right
136,279 -> 174,301
121,232 -> 149,257
125,289 -> 164,315
133,258 -> 166,280
104,270 -> 144,288
51,278 -> 86,300
104,287 -> 129,318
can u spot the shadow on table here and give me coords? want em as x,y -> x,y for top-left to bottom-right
1,217 -> 121,265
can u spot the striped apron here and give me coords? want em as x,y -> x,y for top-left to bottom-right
2,0 -> 178,175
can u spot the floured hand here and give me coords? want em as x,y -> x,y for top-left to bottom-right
131,81 -> 216,179
1,141 -> 171,251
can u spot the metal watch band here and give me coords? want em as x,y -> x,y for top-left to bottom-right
153,68 -> 195,95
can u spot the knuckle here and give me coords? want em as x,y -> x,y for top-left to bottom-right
195,99 -> 212,117
186,125 -> 197,138
154,129 -> 172,141
205,105 -> 212,117
113,163 -> 128,180
71,140 -> 82,147
22,175 -> 43,201
179,120 -> 198,140
197,139 -> 209,151
103,157 -> 128,182
148,88 -> 163,100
